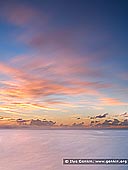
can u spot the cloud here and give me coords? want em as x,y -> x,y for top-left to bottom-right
1,2 -> 39,26
95,113 -> 108,119
0,57 -> 111,108
111,119 -> 120,126
90,113 -> 108,119
90,120 -> 100,125
96,119 -> 120,127
0,0 -> 127,125
0,116 -> 57,127
16,118 -> 29,125
90,120 -> 95,124
27,30 -> 74,50
30,119 -> 56,126
72,116 -> 81,120
102,120 -> 113,126
119,119 -> 128,126
0,62 -> 23,78
99,97 -> 127,106
12,102 -> 59,111
72,122 -> 84,127
11,52 -> 105,80
120,112 -> 128,117
59,124 -> 68,127
0,2 -> 114,110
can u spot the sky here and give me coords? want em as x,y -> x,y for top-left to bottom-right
0,0 -> 128,126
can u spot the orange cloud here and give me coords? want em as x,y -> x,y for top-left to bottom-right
99,97 -> 127,106
0,56 -> 107,100
0,53 -> 114,119
0,52 -> 114,122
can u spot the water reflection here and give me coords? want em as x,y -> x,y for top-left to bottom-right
0,130 -> 128,170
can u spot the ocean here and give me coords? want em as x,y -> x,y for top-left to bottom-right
0,129 -> 128,170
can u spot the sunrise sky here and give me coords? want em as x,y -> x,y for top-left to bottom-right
0,0 -> 128,125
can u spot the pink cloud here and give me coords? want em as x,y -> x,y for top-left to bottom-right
1,3 -> 39,26
0,55 -> 110,103
11,51 -> 104,81
99,97 -> 127,106
27,30 -> 74,49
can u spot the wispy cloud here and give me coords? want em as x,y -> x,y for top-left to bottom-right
0,56 -> 111,100
0,1 -> 127,122
1,2 -> 39,26
99,97 -> 127,106
0,54 -> 114,118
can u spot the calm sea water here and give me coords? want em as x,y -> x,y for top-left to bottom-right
0,129 -> 128,170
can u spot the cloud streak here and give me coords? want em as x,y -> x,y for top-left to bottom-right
0,1 -> 127,121
0,56 -> 111,101
99,97 -> 127,106
1,2 -> 40,26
